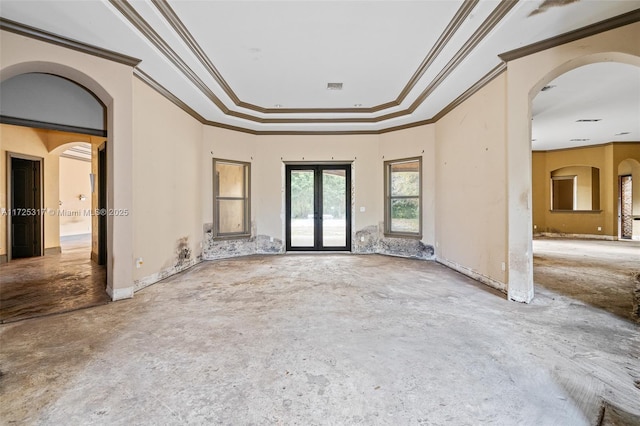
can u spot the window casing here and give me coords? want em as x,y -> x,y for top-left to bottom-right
213,158 -> 250,239
384,157 -> 422,238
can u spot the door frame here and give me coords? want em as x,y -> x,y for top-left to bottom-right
97,142 -> 108,265
285,163 -> 352,252
619,174 -> 632,240
6,152 -> 45,261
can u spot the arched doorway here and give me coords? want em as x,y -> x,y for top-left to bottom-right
0,71 -> 111,322
504,44 -> 640,304
523,57 -> 639,320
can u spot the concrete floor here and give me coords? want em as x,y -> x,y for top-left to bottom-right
0,234 -> 109,323
1,254 -> 638,425
533,238 -> 640,321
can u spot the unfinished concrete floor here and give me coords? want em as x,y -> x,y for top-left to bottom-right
533,238 -> 640,321
1,254 -> 639,425
0,234 -> 109,323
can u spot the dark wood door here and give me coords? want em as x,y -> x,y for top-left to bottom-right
98,144 -> 107,265
11,157 -> 42,258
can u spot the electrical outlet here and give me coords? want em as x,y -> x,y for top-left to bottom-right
360,236 -> 365,242
597,226 -> 602,231
135,257 -> 143,268
501,262 -> 506,272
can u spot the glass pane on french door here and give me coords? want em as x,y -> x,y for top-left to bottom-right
289,169 -> 315,247
322,169 -> 347,247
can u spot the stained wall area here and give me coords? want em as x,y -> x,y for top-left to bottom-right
1,20 -> 639,302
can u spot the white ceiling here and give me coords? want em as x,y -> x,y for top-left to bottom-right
532,62 -> 640,151
0,0 -> 639,142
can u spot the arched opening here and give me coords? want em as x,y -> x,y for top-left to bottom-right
0,72 -> 111,322
529,60 -> 640,321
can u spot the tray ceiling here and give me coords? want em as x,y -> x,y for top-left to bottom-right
0,0 -> 639,141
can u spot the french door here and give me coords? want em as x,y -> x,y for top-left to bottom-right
286,164 -> 351,251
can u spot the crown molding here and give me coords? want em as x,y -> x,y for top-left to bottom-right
108,0 -> 231,114
133,68 -> 207,122
392,0 -> 479,111
151,0 -> 257,112
151,0 -> 479,115
432,62 -> 506,123
0,18 -> 141,67
499,9 -> 640,62
135,63 -> 506,136
117,0 -> 514,124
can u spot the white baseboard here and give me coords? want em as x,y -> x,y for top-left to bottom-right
107,285 -> 134,301
537,232 -> 615,241
436,257 -> 507,294
133,258 -> 202,293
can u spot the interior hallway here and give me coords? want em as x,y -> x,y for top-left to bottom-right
1,254 -> 638,425
533,238 -> 640,322
0,234 -> 108,323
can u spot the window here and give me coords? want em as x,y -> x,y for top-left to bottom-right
384,157 -> 422,237
550,166 -> 600,211
213,158 -> 250,238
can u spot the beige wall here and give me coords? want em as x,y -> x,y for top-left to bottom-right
2,20 -> 638,302
132,77 -> 204,284
59,156 -> 92,237
201,129 -> 383,242
379,125 -> 437,246
435,75 -> 508,291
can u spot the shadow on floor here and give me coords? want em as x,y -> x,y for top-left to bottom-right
0,234 -> 109,323
533,237 -> 640,322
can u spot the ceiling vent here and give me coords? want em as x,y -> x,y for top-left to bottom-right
570,138 -> 590,142
541,85 -> 556,91
576,119 -> 601,122
327,82 -> 343,90
615,132 -> 631,136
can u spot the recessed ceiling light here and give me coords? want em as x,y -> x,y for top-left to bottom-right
274,104 -> 282,108
570,138 -> 590,142
541,85 -> 556,92
576,119 -> 602,122
354,103 -> 362,107
327,82 -> 343,90
615,131 -> 631,136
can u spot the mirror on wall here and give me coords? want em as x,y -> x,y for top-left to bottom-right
550,166 -> 600,211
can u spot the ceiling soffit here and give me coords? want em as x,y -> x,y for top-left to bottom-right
105,0 -> 640,127
1,2 -> 639,134
150,0 -> 480,115
108,0 -> 508,124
